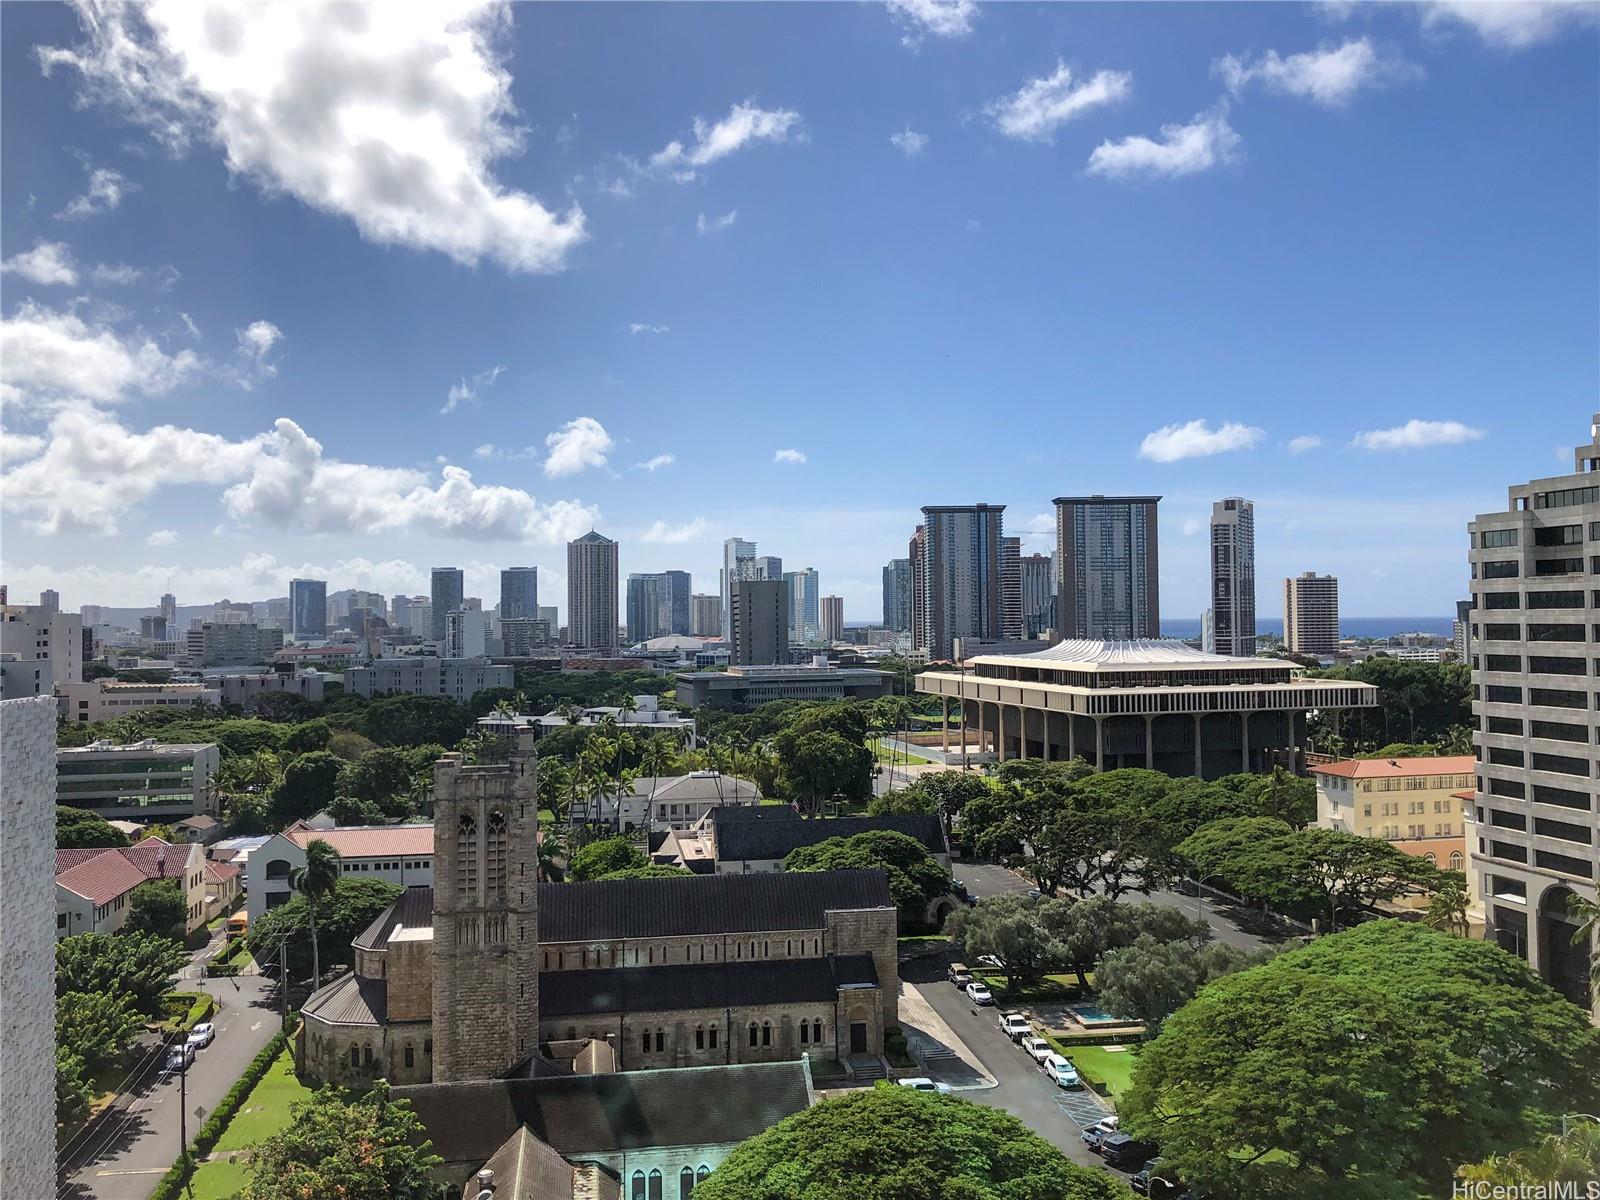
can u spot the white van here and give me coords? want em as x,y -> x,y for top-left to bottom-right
1042,1052 -> 1081,1089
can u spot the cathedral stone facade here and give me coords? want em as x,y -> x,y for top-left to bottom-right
297,730 -> 899,1089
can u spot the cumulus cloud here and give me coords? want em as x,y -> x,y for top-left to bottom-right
1086,110 -> 1241,183
639,517 -> 707,544
986,62 -> 1132,142
1,240 -> 79,286
543,416 -> 613,477
633,454 -> 674,472
1138,419 -> 1264,462
1214,38 -> 1420,106
236,320 -> 282,362
1351,419 -> 1485,452
628,323 -> 669,335
441,364 -> 506,415
774,448 -> 807,465
1287,434 -> 1323,455
886,0 -> 978,45
1,301 -> 199,411
57,164 -> 134,220
1418,1 -> 1597,49
696,210 -> 738,236
0,429 -> 47,465
145,528 -> 177,546
38,1 -> 586,273
890,127 -> 930,157
647,101 -> 803,181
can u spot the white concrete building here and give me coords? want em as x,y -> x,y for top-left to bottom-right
2,603 -> 84,686
58,677 -> 222,723
245,824 -> 435,919
56,740 -> 220,820
344,657 -> 514,701
214,670 -> 329,709
444,608 -> 490,659
571,771 -> 760,831
0,696 -> 58,1199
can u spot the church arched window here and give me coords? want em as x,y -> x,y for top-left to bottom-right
648,1169 -> 663,1200
680,1167 -> 695,1199
486,809 -> 508,896
812,1018 -> 824,1044
748,1022 -> 758,1047
457,810 -> 478,896
761,1021 -> 772,1047
631,1171 -> 645,1200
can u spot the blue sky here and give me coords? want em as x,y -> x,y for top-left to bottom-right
2,0 -> 1596,623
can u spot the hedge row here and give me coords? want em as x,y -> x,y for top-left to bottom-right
206,935 -> 252,977
159,991 -> 215,1033
146,1031 -> 289,1200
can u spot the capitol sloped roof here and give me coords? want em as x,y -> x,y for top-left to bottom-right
977,638 -> 1285,668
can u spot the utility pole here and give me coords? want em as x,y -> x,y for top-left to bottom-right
277,933 -> 291,1031
179,1052 -> 188,1156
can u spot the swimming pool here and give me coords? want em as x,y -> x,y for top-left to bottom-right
1067,1004 -> 1123,1026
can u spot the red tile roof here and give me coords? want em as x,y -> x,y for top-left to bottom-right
56,852 -> 148,906
1309,755 -> 1476,780
205,860 -> 240,884
285,826 -> 434,858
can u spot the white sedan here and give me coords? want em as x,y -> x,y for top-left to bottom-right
186,1022 -> 216,1049
897,1077 -> 953,1095
965,981 -> 995,1005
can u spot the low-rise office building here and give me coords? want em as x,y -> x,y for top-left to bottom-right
245,823 -> 434,919
916,639 -> 1377,779
185,622 -> 285,667
56,740 -> 220,820
345,657 -> 514,701
1311,755 -> 1474,889
214,670 -> 328,709
660,806 -> 950,881
674,662 -> 895,710
57,678 -> 222,723
55,838 -> 207,938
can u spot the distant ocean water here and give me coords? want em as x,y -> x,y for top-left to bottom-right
1160,617 -> 1455,640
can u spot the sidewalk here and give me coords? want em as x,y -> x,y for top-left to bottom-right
897,982 -> 996,1090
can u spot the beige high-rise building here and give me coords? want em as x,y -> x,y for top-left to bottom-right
566,531 -> 619,651
690,593 -> 721,638
1282,572 -> 1339,656
1209,498 -> 1256,657
820,595 -> 844,643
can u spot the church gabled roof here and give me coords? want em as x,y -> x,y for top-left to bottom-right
537,869 -> 894,942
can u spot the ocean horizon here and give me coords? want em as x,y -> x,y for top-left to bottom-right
1160,616 -> 1454,640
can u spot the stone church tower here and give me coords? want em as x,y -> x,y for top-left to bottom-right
430,728 -> 540,1082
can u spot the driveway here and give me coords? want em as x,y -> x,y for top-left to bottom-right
59,975 -> 282,1200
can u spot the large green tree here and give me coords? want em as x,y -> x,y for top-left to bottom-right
56,990 -> 144,1074
945,895 -> 1058,991
568,836 -> 648,881
271,750 -> 342,823
784,829 -> 952,923
777,729 -> 873,815
1094,935 -> 1274,1032
338,747 -> 418,816
247,878 -> 401,982
56,1047 -> 94,1126
239,1082 -> 442,1200
1039,897 -> 1211,990
358,694 -> 475,748
56,806 -> 130,849
694,1084 -> 1129,1200
56,932 -> 184,1017
1120,921 -> 1600,1199
123,878 -> 187,940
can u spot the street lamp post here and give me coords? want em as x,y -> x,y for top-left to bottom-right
1192,873 -> 1226,923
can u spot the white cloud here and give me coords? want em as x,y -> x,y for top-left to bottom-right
1181,517 -> 1204,536
0,429 -> 47,465
0,301 -> 199,411
696,210 -> 738,236
89,262 -> 144,286
57,165 -> 134,221
648,101 -> 803,181
774,448 -> 807,465
633,454 -> 674,472
39,1 -> 586,273
542,416 -> 613,477
889,127 -> 930,158
1,240 -> 79,286
639,517 -> 707,544
1138,419 -> 1265,462
1418,1 -> 1597,49
1287,435 -> 1323,455
473,442 -> 539,461
1214,38 -> 1420,106
1351,419 -> 1486,452
145,528 -> 177,546
236,320 -> 282,361
1086,110 -> 1241,183
440,363 -> 505,415
628,323 -> 669,335
986,62 -> 1133,143
886,0 -> 978,45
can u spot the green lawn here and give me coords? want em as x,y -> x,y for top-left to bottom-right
1057,1043 -> 1138,1097
186,1158 -> 254,1200
211,1048 -> 312,1152
974,971 -> 1086,1002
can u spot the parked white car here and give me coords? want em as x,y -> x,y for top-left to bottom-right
1021,1036 -> 1053,1065
1043,1052 -> 1082,1088
999,1012 -> 1031,1041
187,1022 -> 216,1050
965,981 -> 994,1005
897,1077 -> 953,1095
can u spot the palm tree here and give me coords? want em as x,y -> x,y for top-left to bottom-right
290,841 -> 342,994
1567,892 -> 1600,994
638,734 -> 673,837
1423,881 -> 1471,937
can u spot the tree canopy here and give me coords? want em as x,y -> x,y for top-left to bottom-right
247,878 -> 402,982
568,836 -> 648,881
56,932 -> 184,1017
271,750 -> 342,823
694,1084 -> 1129,1200
124,878 -> 187,941
56,805 -> 129,849
784,829 -> 952,922
240,1082 -> 442,1200
1119,921 -> 1600,1199
57,990 -> 143,1074
1094,935 -> 1274,1032
775,729 -> 874,814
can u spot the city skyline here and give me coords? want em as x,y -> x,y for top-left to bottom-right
2,4 -> 1596,620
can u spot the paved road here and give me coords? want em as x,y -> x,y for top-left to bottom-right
59,975 -> 282,1200
954,860 -> 1298,952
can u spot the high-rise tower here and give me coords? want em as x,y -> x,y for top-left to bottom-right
1054,495 -> 1161,641
430,729 -> 540,1082
1209,498 -> 1257,657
